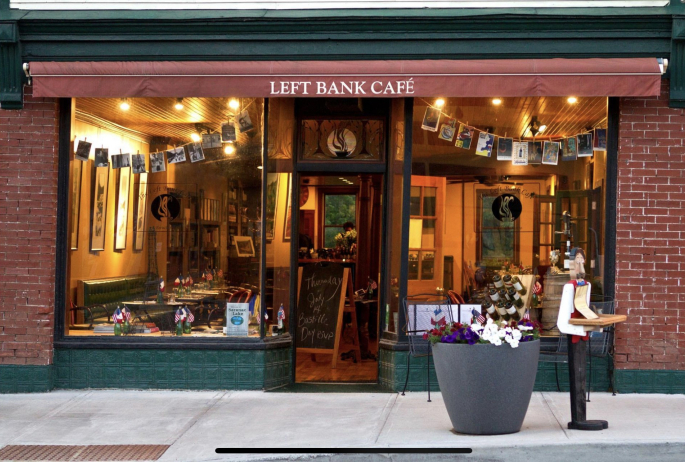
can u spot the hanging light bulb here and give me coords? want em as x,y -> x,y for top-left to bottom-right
119,98 -> 130,111
435,98 -> 445,108
224,144 -> 235,155
538,124 -> 547,134
174,98 -> 184,110
190,133 -> 201,142
228,99 -> 240,110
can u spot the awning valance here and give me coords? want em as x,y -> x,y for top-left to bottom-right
29,58 -> 662,98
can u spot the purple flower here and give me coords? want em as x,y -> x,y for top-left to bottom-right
464,328 -> 480,345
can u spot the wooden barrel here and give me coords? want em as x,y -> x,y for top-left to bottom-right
540,271 -> 570,336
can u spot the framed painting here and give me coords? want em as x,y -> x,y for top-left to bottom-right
234,236 -> 255,257
265,173 -> 280,241
69,160 -> 83,250
283,174 -> 292,241
115,167 -> 131,250
90,166 -> 109,252
133,172 -> 148,251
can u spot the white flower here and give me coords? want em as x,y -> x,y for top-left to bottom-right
498,329 -> 507,339
491,336 -> 502,346
518,325 -> 533,331
512,330 -> 522,341
486,318 -> 494,325
509,339 -> 520,348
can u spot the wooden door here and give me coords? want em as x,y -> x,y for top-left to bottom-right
407,175 -> 446,295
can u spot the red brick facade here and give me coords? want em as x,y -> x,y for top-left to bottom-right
615,80 -> 685,371
1,83 -> 683,372
0,87 -> 59,366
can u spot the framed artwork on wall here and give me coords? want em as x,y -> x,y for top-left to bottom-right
69,160 -> 83,250
115,167 -> 131,250
90,166 -> 110,252
133,172 -> 148,251
265,173 -> 280,240
234,236 -> 255,257
283,174 -> 292,241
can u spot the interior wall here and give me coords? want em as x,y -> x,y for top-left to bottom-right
68,120 -> 150,304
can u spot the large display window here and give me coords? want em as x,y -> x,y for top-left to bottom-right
64,97 -> 265,338
411,97 -> 610,334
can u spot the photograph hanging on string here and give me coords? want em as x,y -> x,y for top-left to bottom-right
577,133 -> 594,157
438,118 -> 457,141
497,137 -> 513,161
542,141 -> 560,165
94,148 -> 109,167
475,132 -> 495,157
221,122 -> 237,142
562,137 -> 577,161
150,152 -> 166,173
202,133 -> 222,149
131,154 -> 147,174
454,124 -> 474,149
111,153 -> 131,169
167,146 -> 187,164
188,142 -> 205,163
237,109 -> 255,133
528,141 -> 543,164
74,139 -> 92,162
512,142 -> 528,166
593,128 -> 607,151
421,106 -> 441,132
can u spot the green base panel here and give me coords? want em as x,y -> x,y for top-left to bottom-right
0,365 -> 53,393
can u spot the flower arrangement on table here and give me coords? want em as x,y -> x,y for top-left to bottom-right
424,318 -> 541,348
334,229 -> 357,258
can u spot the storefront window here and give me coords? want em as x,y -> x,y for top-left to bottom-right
65,97 -> 264,338
411,97 -> 609,334
323,194 -> 356,247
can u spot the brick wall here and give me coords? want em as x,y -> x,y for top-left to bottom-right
0,87 -> 59,366
615,80 -> 685,371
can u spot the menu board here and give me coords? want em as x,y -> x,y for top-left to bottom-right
296,263 -> 346,351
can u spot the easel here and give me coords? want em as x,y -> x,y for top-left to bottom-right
297,266 -> 360,368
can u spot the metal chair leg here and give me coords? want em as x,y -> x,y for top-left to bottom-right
401,353 -> 411,396
426,353 -> 432,403
588,336 -> 592,402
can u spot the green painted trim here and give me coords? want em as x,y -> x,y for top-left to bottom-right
53,347 -> 291,390
615,369 -> 685,394
0,365 -> 53,393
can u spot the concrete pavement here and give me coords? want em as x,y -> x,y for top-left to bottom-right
1,390 -> 684,461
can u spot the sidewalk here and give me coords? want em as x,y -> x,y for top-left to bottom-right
1,390 -> 684,461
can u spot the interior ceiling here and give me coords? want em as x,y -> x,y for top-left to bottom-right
76,95 -> 607,146
76,97 -> 249,143
414,96 -> 608,142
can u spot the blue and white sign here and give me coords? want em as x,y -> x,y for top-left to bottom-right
226,303 -> 249,337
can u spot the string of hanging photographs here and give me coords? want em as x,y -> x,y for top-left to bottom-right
421,105 -> 607,166
70,109 -> 255,173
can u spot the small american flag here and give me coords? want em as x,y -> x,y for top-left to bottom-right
174,277 -> 181,287
122,307 -> 131,321
183,306 -> 194,323
523,310 -> 531,321
431,306 -> 445,325
112,307 -> 124,324
533,281 -> 542,295
472,309 -> 486,324
159,278 -> 165,291
206,272 -> 213,282
217,269 -> 223,279
174,308 -> 185,324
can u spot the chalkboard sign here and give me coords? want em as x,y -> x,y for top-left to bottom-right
296,263 -> 346,351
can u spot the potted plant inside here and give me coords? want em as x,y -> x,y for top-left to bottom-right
425,316 -> 541,435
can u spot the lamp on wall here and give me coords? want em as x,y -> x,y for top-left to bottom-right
527,116 -> 546,136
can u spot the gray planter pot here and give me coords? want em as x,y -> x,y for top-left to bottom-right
432,339 -> 540,435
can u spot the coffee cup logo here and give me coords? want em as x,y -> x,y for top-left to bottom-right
151,194 -> 181,222
492,194 -> 522,222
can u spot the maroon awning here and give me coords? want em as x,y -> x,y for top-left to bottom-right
30,58 -> 662,98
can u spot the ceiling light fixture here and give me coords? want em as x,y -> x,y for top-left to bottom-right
190,133 -> 201,142
174,98 -> 184,110
224,145 -> 235,155
527,116 -> 547,137
119,98 -> 130,111
228,99 -> 240,110
435,98 -> 445,108
257,166 -> 263,170
567,96 -> 578,104
492,98 -> 502,106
